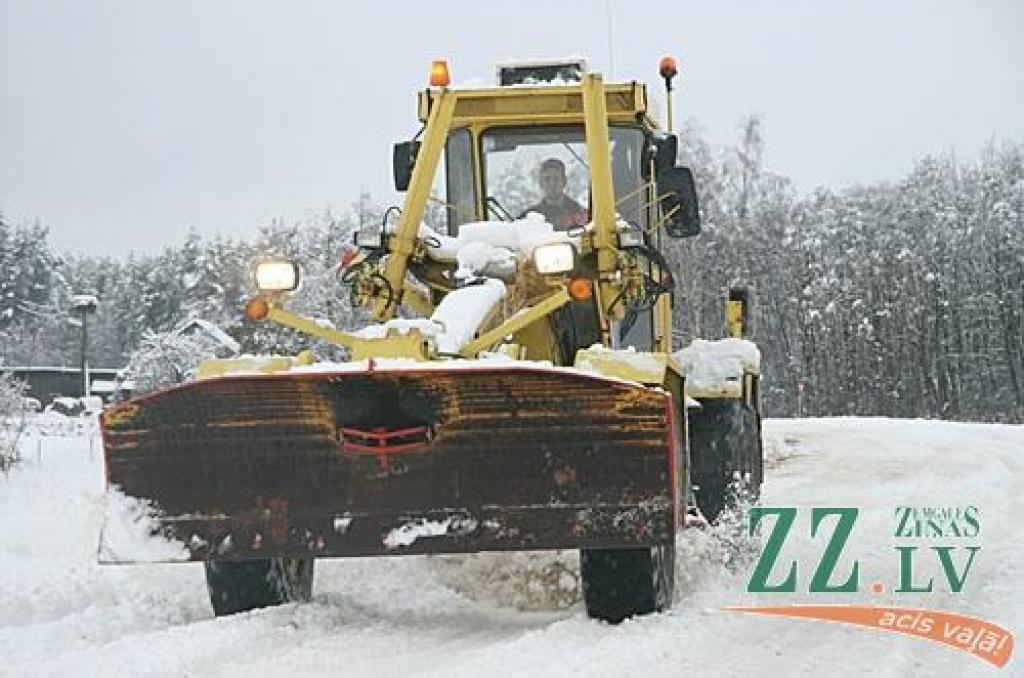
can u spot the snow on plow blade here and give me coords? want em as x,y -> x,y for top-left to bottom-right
99,366 -> 678,563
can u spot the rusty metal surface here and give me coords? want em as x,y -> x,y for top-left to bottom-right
102,367 -> 678,561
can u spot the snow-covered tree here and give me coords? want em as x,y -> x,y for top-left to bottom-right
124,328 -> 222,394
3,132 -> 1022,423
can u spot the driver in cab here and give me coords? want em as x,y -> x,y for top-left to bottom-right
521,158 -> 589,230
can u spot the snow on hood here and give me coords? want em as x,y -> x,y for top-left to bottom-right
353,279 -> 506,355
353,317 -> 443,341
419,215 -> 575,268
430,279 -> 505,353
674,338 -> 761,395
575,344 -> 669,376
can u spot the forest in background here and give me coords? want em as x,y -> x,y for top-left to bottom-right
1,121 -> 1021,422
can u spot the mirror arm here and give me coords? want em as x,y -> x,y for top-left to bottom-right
649,202 -> 682,234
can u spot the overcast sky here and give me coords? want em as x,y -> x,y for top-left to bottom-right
1,1 -> 1021,257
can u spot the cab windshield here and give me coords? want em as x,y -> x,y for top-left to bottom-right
479,126 -> 645,229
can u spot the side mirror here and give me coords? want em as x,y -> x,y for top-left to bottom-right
392,140 -> 421,192
657,166 -> 700,238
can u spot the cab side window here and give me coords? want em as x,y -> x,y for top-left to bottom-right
445,129 -> 476,235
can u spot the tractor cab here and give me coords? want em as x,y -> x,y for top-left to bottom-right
396,62 -> 698,246
375,59 -> 702,357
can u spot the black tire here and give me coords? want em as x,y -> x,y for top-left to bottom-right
689,399 -> 762,524
580,544 -> 675,624
204,557 -> 315,616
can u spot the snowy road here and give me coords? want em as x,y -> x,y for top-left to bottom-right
1,418 -> 1021,677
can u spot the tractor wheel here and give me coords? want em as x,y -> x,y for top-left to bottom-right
204,557 -> 315,616
688,399 -> 762,524
580,544 -> 675,624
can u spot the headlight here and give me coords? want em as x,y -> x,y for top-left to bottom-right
533,242 -> 576,274
254,260 -> 301,292
353,227 -> 384,249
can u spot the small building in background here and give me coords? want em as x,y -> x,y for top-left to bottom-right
0,366 -> 120,406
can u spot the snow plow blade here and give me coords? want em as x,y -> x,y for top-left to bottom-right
100,366 -> 679,563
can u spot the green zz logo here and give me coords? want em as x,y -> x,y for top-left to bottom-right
747,507 -> 860,593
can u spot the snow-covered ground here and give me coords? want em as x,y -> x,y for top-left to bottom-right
0,417 -> 1020,677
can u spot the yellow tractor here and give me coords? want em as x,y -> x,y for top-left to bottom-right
100,57 -> 763,624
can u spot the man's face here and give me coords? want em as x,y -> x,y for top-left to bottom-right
539,166 -> 567,202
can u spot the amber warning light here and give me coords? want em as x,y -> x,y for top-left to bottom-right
429,59 -> 451,87
659,55 -> 678,81
568,278 -> 593,301
245,297 -> 270,322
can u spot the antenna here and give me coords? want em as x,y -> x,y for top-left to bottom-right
605,0 -> 614,78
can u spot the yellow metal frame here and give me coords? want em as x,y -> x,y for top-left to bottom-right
417,82 -> 652,127
581,73 -> 623,324
574,345 -> 686,387
266,304 -> 435,361
374,90 -> 458,320
195,350 -> 316,380
459,288 -> 571,357
247,288 -> 573,362
726,299 -> 745,339
255,72 -> 687,366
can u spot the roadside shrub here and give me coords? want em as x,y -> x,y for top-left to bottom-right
0,373 -> 30,472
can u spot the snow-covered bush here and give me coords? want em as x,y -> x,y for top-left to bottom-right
0,373 -> 30,471
124,329 -> 221,394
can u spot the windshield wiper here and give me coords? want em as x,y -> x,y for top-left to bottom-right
486,196 -> 513,221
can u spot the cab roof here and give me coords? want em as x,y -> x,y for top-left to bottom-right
416,81 -> 657,129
